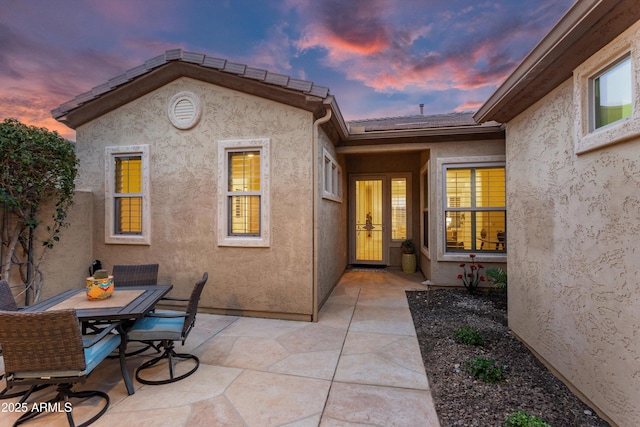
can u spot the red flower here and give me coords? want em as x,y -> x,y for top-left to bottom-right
470,265 -> 477,270
469,254 -> 476,258
459,263 -> 466,267
478,264 -> 484,268
467,273 -> 473,277
480,276 -> 486,281
457,274 -> 463,279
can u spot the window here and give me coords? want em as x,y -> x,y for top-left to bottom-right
592,56 -> 632,130
323,149 -> 343,202
105,145 -> 150,245
421,161 -> 430,252
228,151 -> 261,235
391,178 -> 407,240
574,26 -> 639,154
218,138 -> 270,247
444,164 -> 505,253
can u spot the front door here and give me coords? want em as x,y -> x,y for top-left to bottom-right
349,173 -> 411,266
350,176 -> 387,265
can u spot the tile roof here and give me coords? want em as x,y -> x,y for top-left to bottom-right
347,111 -> 479,132
51,49 -> 330,119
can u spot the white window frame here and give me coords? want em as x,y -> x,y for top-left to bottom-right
574,22 -> 640,154
104,145 -> 150,245
322,148 -> 343,202
420,160 -> 430,259
217,138 -> 270,247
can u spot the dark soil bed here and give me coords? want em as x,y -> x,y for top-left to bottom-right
407,289 -> 610,427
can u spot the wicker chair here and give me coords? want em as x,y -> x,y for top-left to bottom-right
106,264 -> 160,356
0,279 -> 18,311
127,272 -> 208,385
0,279 -> 31,400
0,309 -> 127,426
112,264 -> 159,287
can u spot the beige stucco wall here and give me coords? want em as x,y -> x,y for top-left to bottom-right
316,128 -> 348,307
422,140 -> 506,286
2,191 -> 93,304
507,75 -> 640,425
74,77 -> 316,320
36,191 -> 94,300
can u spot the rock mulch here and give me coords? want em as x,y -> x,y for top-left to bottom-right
407,289 -> 610,427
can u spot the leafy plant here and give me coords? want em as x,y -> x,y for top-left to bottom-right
0,118 -> 78,302
454,326 -> 484,346
92,269 -> 109,280
465,356 -> 506,383
401,239 -> 415,254
504,410 -> 550,427
457,254 -> 485,294
486,267 -> 507,290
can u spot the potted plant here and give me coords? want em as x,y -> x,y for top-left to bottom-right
86,269 -> 114,300
401,239 -> 417,273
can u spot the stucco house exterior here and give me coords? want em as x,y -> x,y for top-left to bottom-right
46,50 -> 506,322
19,0 -> 635,424
474,0 -> 640,425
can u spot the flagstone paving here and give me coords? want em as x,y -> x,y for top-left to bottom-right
0,268 -> 440,427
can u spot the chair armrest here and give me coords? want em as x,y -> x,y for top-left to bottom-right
144,312 -> 188,319
83,322 -> 122,348
160,296 -> 189,302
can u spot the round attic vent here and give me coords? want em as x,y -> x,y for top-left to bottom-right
168,91 -> 201,130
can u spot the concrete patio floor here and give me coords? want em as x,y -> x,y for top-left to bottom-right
1,268 -> 440,427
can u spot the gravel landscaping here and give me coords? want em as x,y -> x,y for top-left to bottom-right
407,288 -> 611,427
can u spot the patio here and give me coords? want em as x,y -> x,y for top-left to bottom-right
1,268 -> 440,427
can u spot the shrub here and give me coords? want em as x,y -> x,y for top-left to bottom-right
453,326 -> 484,346
0,118 -> 78,302
465,356 -> 506,383
486,267 -> 507,290
504,410 -> 550,427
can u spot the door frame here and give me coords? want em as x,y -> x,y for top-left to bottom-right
348,173 -> 412,265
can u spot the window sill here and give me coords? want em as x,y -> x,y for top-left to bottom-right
322,193 -> 343,203
105,235 -> 150,245
575,116 -> 640,154
218,236 -> 270,248
440,253 -> 506,264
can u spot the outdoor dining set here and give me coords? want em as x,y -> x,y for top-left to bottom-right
0,263 -> 208,427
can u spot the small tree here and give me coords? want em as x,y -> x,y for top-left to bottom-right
0,118 -> 78,303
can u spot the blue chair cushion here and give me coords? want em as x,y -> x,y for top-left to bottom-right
14,333 -> 120,379
127,314 -> 185,342
83,333 -> 121,374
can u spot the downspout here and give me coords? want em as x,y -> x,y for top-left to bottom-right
312,107 -> 332,322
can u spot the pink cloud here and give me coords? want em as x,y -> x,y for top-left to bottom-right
294,0 -> 572,101
455,101 -> 484,112
0,2 -> 183,140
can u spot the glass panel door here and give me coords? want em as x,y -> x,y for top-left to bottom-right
353,178 -> 385,263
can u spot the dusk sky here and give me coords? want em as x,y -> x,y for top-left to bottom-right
1,0 -> 576,141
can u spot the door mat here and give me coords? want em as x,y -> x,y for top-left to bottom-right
350,265 -> 387,272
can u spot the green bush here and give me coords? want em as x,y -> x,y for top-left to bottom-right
504,410 -> 550,427
486,267 -> 507,290
465,356 -> 506,383
453,326 -> 484,346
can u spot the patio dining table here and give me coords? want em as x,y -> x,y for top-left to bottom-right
21,284 -> 172,394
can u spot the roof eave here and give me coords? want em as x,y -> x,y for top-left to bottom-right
54,50 -> 331,129
474,0 -> 640,124
342,122 -> 504,146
